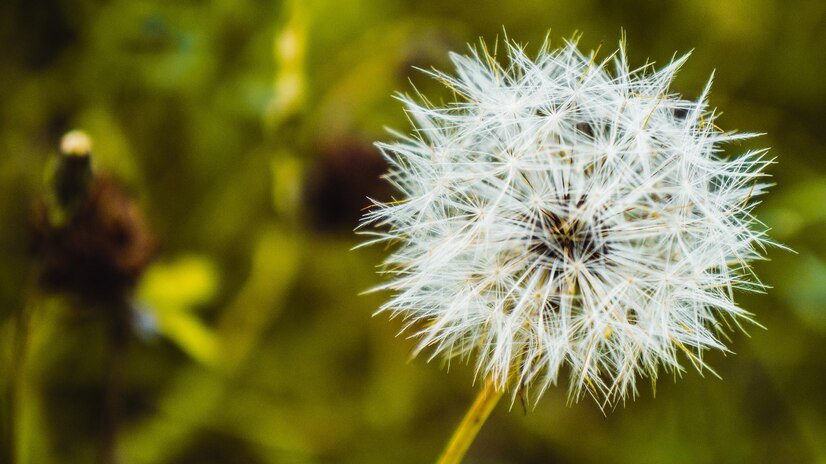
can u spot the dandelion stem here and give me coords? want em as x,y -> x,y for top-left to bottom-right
436,378 -> 503,464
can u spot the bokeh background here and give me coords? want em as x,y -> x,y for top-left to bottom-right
1,1 -> 825,463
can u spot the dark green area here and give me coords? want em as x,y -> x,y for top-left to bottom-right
1,0 -> 824,463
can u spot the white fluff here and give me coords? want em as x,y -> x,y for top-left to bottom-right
359,35 -> 775,407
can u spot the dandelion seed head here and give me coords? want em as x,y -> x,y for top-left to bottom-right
359,35 -> 776,407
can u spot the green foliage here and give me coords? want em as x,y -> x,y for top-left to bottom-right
137,255 -> 219,366
1,0 -> 825,463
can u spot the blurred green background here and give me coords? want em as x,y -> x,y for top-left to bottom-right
1,0 -> 825,463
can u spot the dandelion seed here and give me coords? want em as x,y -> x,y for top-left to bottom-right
359,35 -> 777,407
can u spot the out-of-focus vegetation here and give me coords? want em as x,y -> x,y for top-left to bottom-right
0,0 -> 824,463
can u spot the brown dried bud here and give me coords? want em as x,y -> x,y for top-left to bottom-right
32,174 -> 155,305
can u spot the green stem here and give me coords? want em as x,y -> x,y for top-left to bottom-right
436,378 -> 503,464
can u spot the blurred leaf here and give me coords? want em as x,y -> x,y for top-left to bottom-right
139,255 -> 218,308
137,255 -> 220,366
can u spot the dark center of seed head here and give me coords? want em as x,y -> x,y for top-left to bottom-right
530,207 -> 609,265
529,207 -> 609,317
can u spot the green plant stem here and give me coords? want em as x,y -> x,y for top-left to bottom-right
9,297 -> 34,464
436,378 -> 503,464
99,303 -> 129,464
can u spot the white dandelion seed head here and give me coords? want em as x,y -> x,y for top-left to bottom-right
359,35 -> 776,407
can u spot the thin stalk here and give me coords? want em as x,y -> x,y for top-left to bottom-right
99,303 -> 129,464
436,378 -> 504,464
9,300 -> 33,464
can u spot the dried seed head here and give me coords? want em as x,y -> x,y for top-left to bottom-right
359,36 -> 777,407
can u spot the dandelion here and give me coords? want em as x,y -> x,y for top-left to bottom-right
359,34 -> 775,463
